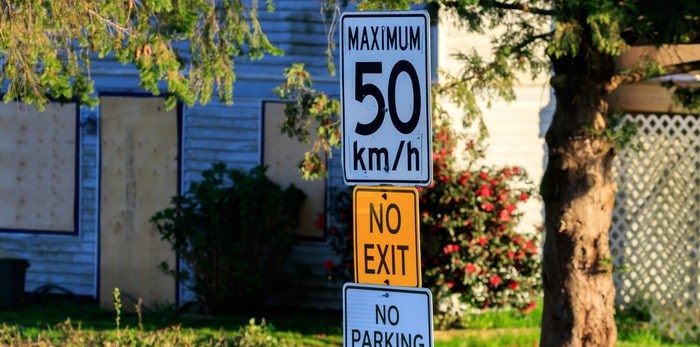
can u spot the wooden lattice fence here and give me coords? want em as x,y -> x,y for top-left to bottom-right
612,113 -> 700,341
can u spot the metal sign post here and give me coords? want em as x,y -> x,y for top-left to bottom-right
340,10 -> 434,347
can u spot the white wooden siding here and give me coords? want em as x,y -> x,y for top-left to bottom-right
178,0 -> 341,304
437,11 -> 551,230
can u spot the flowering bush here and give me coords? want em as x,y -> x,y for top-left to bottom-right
420,164 -> 541,327
419,108 -> 542,327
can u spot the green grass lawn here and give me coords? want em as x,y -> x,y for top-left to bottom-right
0,296 -> 697,346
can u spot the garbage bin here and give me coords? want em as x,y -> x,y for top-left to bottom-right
0,258 -> 29,309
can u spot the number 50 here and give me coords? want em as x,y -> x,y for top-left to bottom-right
354,60 -> 421,136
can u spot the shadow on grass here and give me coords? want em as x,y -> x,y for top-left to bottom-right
3,295 -> 698,347
0,294 -> 342,337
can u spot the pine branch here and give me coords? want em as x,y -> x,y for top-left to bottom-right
441,0 -> 555,16
664,60 -> 700,75
511,31 -> 554,54
479,0 -> 556,16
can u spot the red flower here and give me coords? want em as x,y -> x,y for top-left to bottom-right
466,263 -> 476,274
513,166 -> 521,175
519,191 -> 529,202
523,301 -> 537,314
478,237 -> 487,246
525,240 -> 534,250
498,192 -> 507,202
476,184 -> 492,197
507,250 -> 515,260
512,236 -> 523,245
508,281 -> 519,290
516,251 -> 525,260
443,244 -> 460,254
447,281 -> 455,288
490,179 -> 500,186
482,203 -> 494,212
505,204 -> 516,213
479,171 -> 489,180
502,167 -> 512,177
499,209 -> 510,222
323,259 -> 334,271
459,172 -> 471,185
489,275 -> 502,287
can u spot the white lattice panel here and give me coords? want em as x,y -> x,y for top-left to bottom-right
612,114 -> 700,341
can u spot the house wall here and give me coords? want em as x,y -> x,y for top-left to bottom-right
0,0 -> 341,305
436,12 -> 551,230
178,1 -> 341,305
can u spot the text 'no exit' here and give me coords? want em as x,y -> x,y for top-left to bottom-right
353,186 -> 421,287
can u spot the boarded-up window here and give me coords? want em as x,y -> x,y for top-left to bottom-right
263,102 -> 325,238
99,96 -> 177,308
0,103 -> 77,232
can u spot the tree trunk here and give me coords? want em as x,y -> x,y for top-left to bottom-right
539,75 -> 618,346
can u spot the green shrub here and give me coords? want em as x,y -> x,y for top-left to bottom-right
151,163 -> 305,314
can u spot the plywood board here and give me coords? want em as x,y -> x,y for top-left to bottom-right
0,103 -> 76,232
608,82 -> 695,114
617,44 -> 700,71
263,103 -> 326,238
99,97 -> 177,309
610,44 -> 700,114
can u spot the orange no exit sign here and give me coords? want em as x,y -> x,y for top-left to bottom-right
353,186 -> 421,287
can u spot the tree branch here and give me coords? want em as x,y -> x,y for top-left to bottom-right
479,0 -> 556,16
511,31 -> 554,54
605,59 -> 700,94
664,60 -> 700,75
441,0 -> 555,16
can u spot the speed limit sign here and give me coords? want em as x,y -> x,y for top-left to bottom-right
341,11 -> 432,186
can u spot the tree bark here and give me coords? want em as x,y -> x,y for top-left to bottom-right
539,74 -> 618,346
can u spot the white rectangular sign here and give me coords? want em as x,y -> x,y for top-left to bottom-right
341,11 -> 432,186
343,283 -> 433,347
